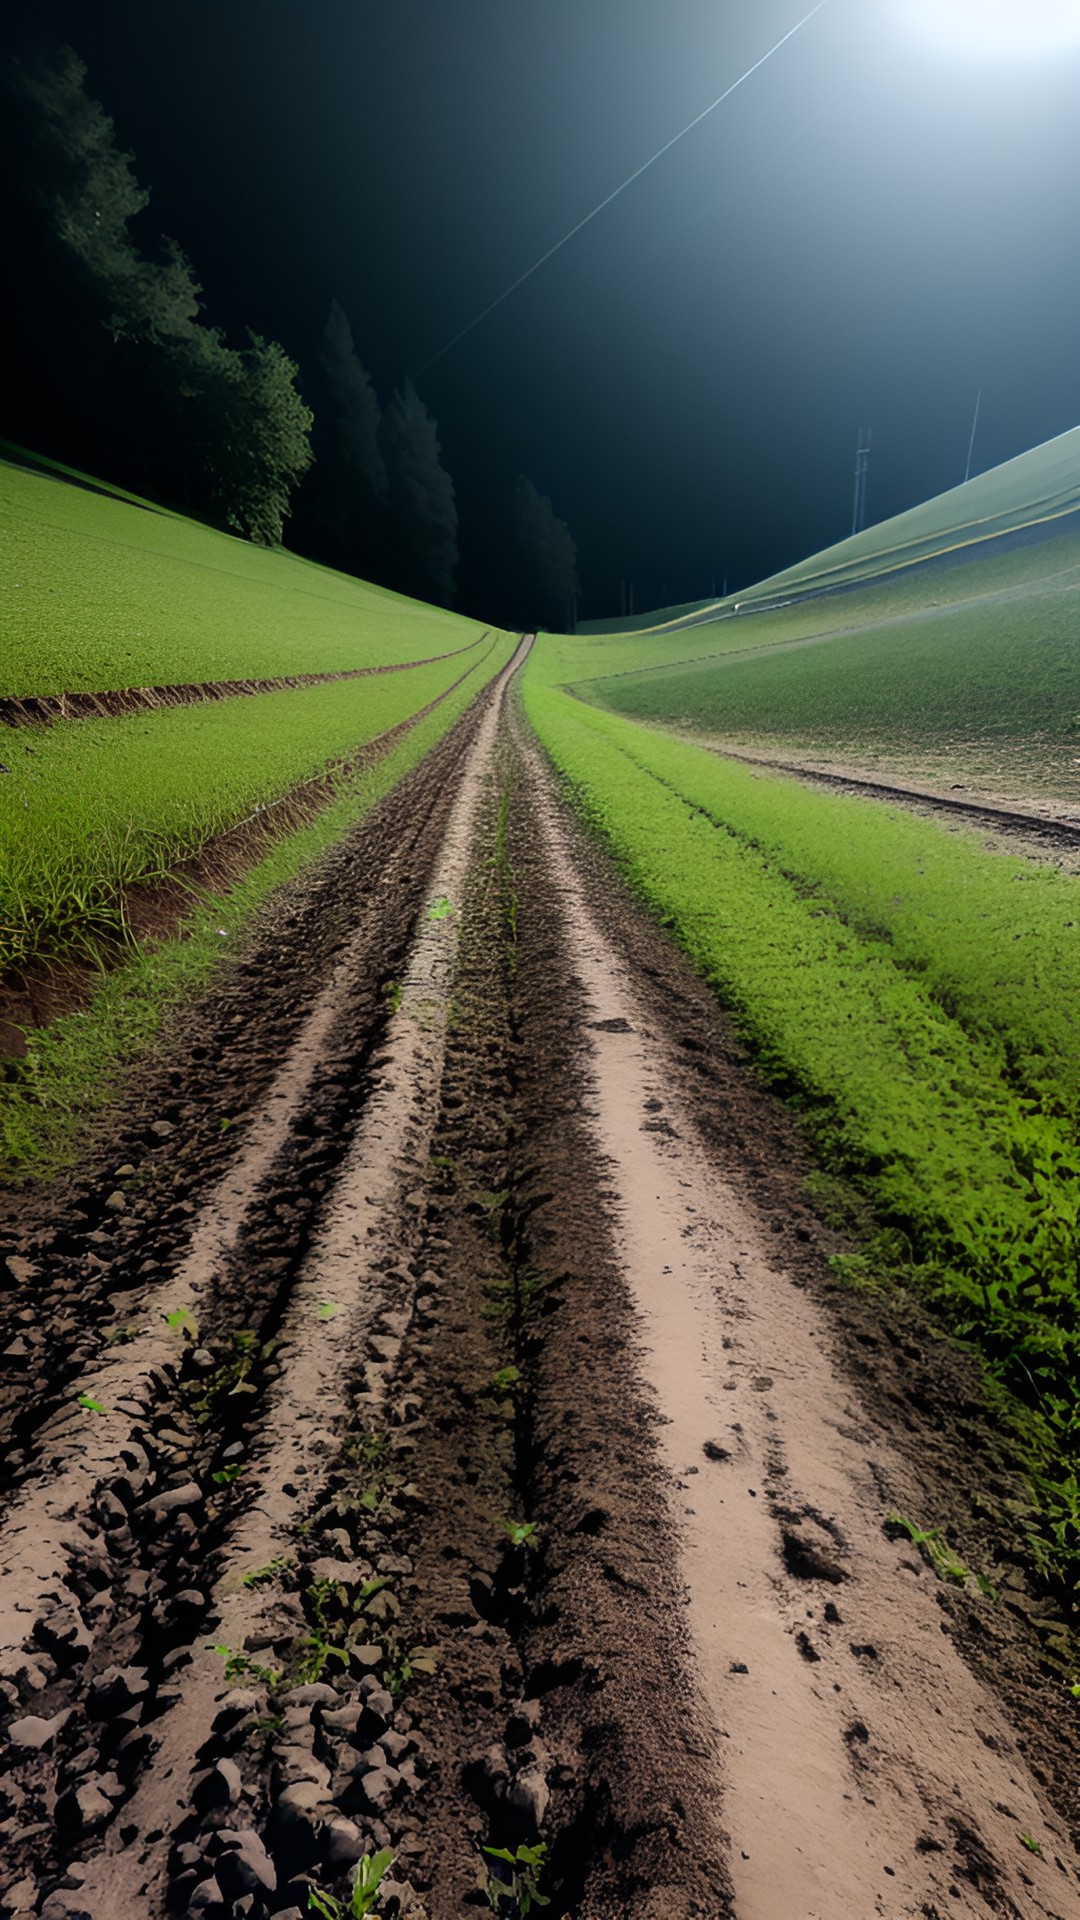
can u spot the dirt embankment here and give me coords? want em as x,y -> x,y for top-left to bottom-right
0,663 -> 1077,1920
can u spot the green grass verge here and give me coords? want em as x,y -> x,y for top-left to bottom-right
1,641 -> 506,973
0,460 -> 491,695
523,676 -> 1080,1583
0,651 -> 513,1180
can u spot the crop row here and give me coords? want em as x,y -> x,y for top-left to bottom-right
564,713 -> 1079,1115
1,462 -> 491,696
1,651 -> 509,1176
523,677 -> 1079,1573
1,637 -> 512,973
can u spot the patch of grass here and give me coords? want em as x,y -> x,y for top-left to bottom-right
241,1554 -> 292,1588
208,1643 -> 282,1688
307,1848 -> 395,1918
482,1840 -> 551,1916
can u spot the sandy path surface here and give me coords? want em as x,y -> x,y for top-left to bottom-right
522,728 -> 1080,1920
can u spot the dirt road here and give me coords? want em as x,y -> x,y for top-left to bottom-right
1,646 -> 1077,1920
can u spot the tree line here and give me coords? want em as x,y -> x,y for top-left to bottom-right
0,46 -> 580,628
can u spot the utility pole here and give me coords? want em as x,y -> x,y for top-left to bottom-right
964,388 -> 982,484
851,427 -> 872,536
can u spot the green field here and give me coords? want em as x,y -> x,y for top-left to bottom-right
575,539 -> 1080,801
0,459 -> 491,696
1,638 -> 509,974
558,438 -> 1080,807
0,661 -> 500,1176
0,460 -> 516,1173
524,653 -> 1080,1577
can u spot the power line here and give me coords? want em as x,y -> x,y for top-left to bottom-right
413,1 -> 830,378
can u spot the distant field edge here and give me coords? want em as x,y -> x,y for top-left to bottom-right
638,735 -> 1080,850
578,424 -> 1080,637
0,637 -> 519,1181
0,631 -> 490,729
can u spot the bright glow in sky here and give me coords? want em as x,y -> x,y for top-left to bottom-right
902,0 -> 1080,60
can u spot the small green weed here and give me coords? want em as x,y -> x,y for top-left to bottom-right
241,1554 -> 292,1588
307,1847 -> 394,1917
381,1634 -> 440,1700
165,1306 -> 199,1343
1020,1832 -> 1042,1856
491,1365 -> 522,1395
427,894 -> 454,921
208,1644 -> 282,1688
187,1328 -> 272,1425
884,1513 -> 996,1596
500,1518 -> 539,1550
482,1841 -> 550,1915
212,1462 -> 247,1486
77,1392 -> 106,1414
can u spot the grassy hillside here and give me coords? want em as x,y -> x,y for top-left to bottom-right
0,454 -> 516,1173
579,425 -> 1080,637
577,531 -> 1080,801
0,459 -> 491,696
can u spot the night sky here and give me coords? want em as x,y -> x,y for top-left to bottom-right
4,0 -> 1080,615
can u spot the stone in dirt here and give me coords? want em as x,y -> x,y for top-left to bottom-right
507,1764 -> 549,1833
185,1877 -> 223,1913
272,1780 -> 328,1871
54,1781 -> 112,1837
352,1763 -> 401,1814
323,1816 -> 364,1867
139,1480 -> 203,1518
192,1756 -> 243,1809
86,1665 -> 148,1719
3,1879 -> 37,1916
6,1707 -> 73,1749
280,1682 -> 338,1707
212,1831 -> 277,1899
